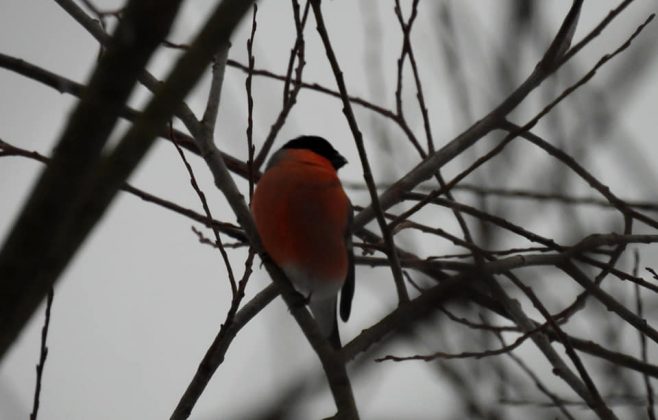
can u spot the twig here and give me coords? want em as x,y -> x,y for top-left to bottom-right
439,306 -> 521,333
394,0 -> 432,153
245,4 -> 257,198
391,0 -> 424,155
646,267 -> 658,281
633,251 -> 656,420
377,322 -> 548,362
170,123 -> 237,296
29,288 -> 54,420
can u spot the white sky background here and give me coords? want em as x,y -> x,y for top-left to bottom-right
1,0 -> 657,419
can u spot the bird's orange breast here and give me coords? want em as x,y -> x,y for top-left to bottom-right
252,150 -> 350,283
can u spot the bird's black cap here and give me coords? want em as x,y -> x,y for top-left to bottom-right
283,135 -> 348,170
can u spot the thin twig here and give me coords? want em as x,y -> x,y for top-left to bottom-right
377,321 -> 548,362
633,250 -> 657,420
170,123 -> 237,296
29,287 -> 54,420
245,4 -> 257,199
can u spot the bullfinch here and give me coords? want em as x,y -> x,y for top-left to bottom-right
252,136 -> 354,348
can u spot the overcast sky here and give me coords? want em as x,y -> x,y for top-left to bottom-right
1,1 -> 657,419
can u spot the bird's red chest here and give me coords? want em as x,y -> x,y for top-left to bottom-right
252,153 -> 350,283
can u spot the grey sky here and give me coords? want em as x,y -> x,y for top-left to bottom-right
1,1 -> 657,419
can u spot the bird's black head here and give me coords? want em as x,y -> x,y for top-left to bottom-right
283,135 -> 348,170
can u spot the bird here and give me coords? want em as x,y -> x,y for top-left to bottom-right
251,135 -> 354,348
